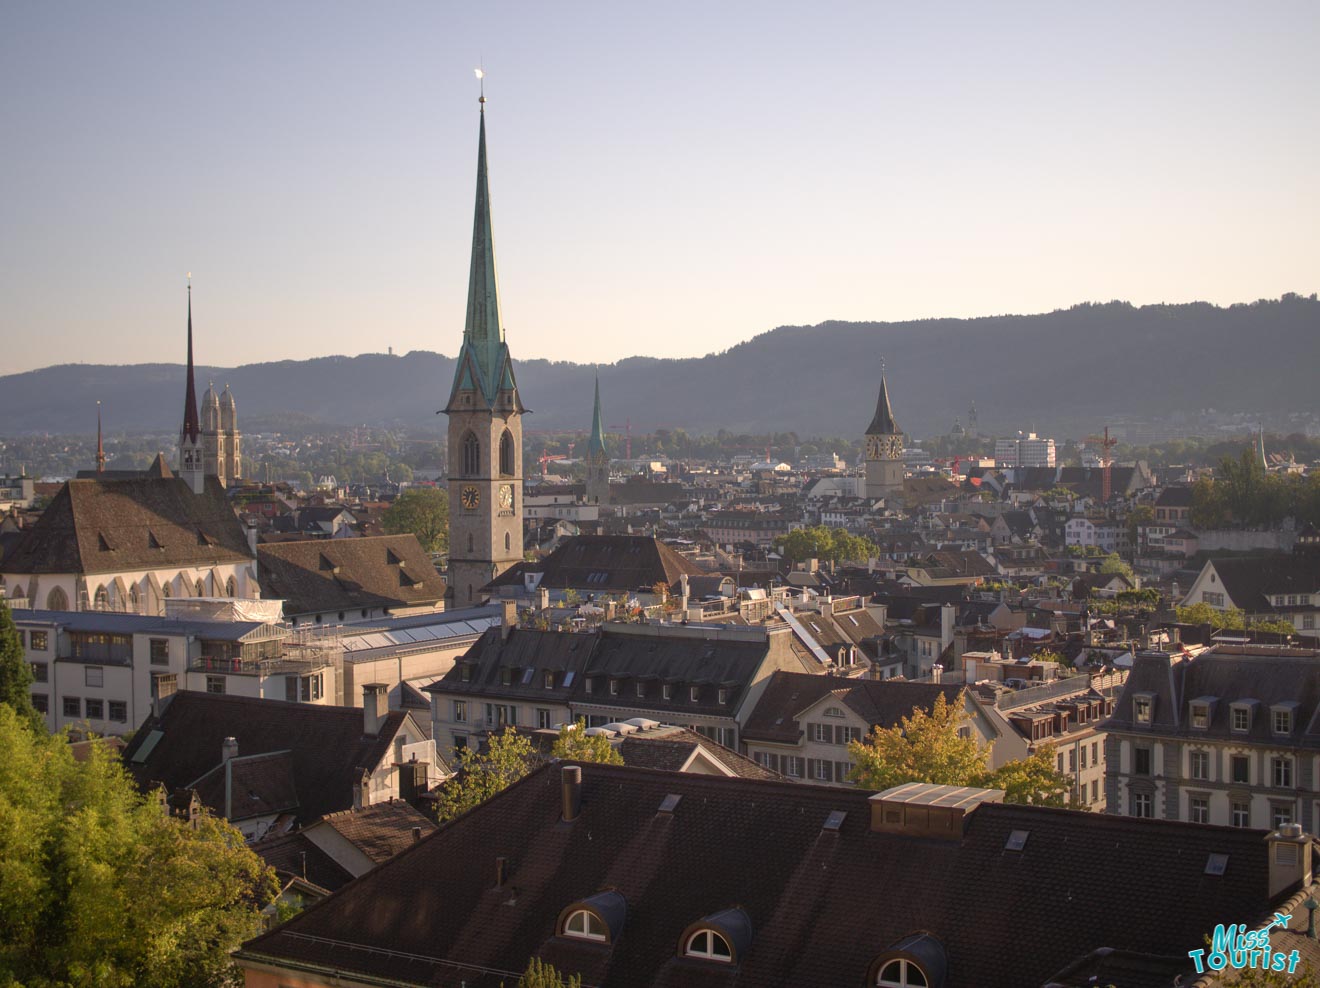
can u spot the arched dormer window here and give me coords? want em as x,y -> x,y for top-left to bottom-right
499,429 -> 514,476
557,890 -> 626,945
462,432 -> 481,477
868,932 -> 946,988
680,907 -> 751,965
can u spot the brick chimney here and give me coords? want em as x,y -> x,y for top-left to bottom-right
501,598 -> 518,641
221,736 -> 238,763
1267,823 -> 1313,899
561,765 -> 582,822
362,683 -> 388,736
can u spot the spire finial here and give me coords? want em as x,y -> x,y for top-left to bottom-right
881,355 -> 886,376
97,400 -> 105,474
475,66 -> 485,106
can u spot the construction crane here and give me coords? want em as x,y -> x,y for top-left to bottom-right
537,453 -> 566,477
1083,426 -> 1119,502
609,419 -> 632,460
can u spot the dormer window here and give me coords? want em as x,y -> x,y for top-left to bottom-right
689,686 -> 700,703
1231,702 -> 1255,733
609,679 -> 620,696
500,668 -> 513,686
877,959 -> 929,987
558,890 -> 626,945
563,909 -> 608,942
460,663 -> 472,683
1133,694 -> 1153,725
680,907 -> 751,965
718,688 -> 729,705
636,681 -> 645,698
663,684 -> 673,700
1272,703 -> 1298,735
544,670 -> 555,689
685,930 -> 733,962
1189,700 -> 1212,729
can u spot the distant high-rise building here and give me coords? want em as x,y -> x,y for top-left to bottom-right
864,374 -> 904,500
443,95 -> 525,604
995,432 -> 1056,469
585,371 -> 610,506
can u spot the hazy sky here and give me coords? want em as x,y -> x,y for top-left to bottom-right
2,1 -> 1317,375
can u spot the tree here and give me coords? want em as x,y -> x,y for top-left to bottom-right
775,526 -> 879,566
0,599 -> 41,730
0,704 -> 277,986
382,486 -> 450,554
434,728 -> 538,823
1098,554 -> 1134,581
1189,475 -> 1229,529
1176,602 -> 1247,630
1033,649 -> 1073,674
551,720 -> 623,765
514,957 -> 583,988
846,691 -> 1073,805
1125,504 -> 1154,546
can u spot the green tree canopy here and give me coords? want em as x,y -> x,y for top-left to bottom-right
0,704 -> 278,987
382,486 -> 450,554
774,525 -> 878,565
846,691 -> 1073,805
514,957 -> 583,988
551,720 -> 624,765
1175,602 -> 1247,630
0,599 -> 41,731
434,728 -> 538,823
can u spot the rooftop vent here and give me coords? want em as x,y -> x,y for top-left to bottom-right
823,810 -> 847,832
1005,829 -> 1029,851
624,717 -> 661,730
869,783 -> 1005,840
1205,853 -> 1229,876
658,793 -> 682,814
602,722 -> 638,735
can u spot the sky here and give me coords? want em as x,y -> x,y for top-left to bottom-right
1,1 -> 1317,375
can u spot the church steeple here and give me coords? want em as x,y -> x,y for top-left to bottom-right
587,370 -> 608,460
446,98 -> 523,412
178,278 -> 207,494
866,374 -> 900,437
181,281 -> 200,444
585,369 -> 610,507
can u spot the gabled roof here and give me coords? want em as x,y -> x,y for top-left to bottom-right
121,691 -> 409,825
1203,554 -> 1320,612
1,476 -> 253,576
257,534 -> 446,616
238,761 -> 1272,988
312,801 -> 437,864
190,750 -> 299,822
741,670 -> 964,744
1155,485 -> 1194,507
253,831 -> 354,893
486,534 -> 704,593
617,727 -> 783,781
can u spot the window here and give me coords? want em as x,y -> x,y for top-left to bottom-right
1068,749 -> 1076,773
500,668 -> 513,686
662,684 -> 673,700
537,709 -> 551,730
1305,614 -> 1316,631
152,673 -> 177,701
718,688 -> 729,705
1231,755 -> 1250,784
32,694 -> 48,715
452,700 -> 467,722
810,723 -> 830,743
1079,746 -> 1087,770
544,671 -> 555,690
1231,706 -> 1251,732
30,630 -> 48,651
690,686 -> 700,703
460,663 -> 472,683
85,666 -> 104,688
84,699 -> 104,720
461,432 -> 480,476
285,676 -> 299,702
785,756 -> 802,778
1134,696 -> 1152,724
62,696 -> 80,718
1134,747 -> 1152,776
1090,779 -> 1098,802
499,430 -> 514,477
1202,591 -> 1224,607
301,674 -> 323,702
108,701 -> 127,723
226,576 -> 236,598
149,639 -> 169,665
1273,806 -> 1294,829
1273,757 -> 1293,788
609,679 -> 620,696
1190,796 -> 1209,824
877,958 -> 929,987
31,662 -> 48,683
486,703 -> 516,727
1057,752 -> 1064,773
813,760 -> 830,781
1091,740 -> 1099,764
1189,750 -> 1209,780
1232,801 -> 1250,828
1131,792 -> 1153,818
1273,708 -> 1293,735
47,587 -> 69,610
685,929 -> 733,962
824,706 -> 846,719
563,909 -> 607,942
1190,704 -> 1209,729
636,681 -> 645,698
206,676 -> 225,695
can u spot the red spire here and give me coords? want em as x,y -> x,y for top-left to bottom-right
181,281 -> 200,444
96,401 -> 105,473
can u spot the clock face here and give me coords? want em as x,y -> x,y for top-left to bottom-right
460,485 -> 480,510
498,484 -> 513,510
884,435 -> 904,457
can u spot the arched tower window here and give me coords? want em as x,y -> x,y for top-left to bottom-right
468,534 -> 474,554
499,430 -> 514,476
462,432 -> 481,476
505,532 -> 511,552
47,587 -> 69,611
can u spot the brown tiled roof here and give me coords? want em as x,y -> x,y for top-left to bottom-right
486,534 -> 705,592
121,691 -> 408,825
618,727 -> 783,781
2,476 -> 252,575
741,670 -> 964,744
316,801 -> 437,864
189,750 -> 299,822
238,762 -> 1273,988
254,831 -> 354,893
257,534 -> 446,616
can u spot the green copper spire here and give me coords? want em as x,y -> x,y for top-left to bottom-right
445,97 -> 523,412
587,370 -> 608,459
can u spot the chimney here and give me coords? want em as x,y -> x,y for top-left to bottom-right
501,598 -> 518,640
1267,823 -> 1313,899
412,826 -> 423,843
931,664 -> 942,684
221,736 -> 238,763
561,765 -> 582,822
362,683 -> 388,736
941,603 -> 956,648
537,586 -> 550,611
678,573 -> 690,613
246,523 -> 258,556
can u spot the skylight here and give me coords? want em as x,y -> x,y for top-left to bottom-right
1205,853 -> 1229,876
1005,830 -> 1029,851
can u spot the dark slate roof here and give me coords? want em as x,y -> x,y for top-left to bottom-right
1206,554 -> 1320,612
487,534 -> 705,592
190,750 -> 299,822
1108,646 -> 1320,746
254,831 -> 354,893
121,691 -> 408,825
829,607 -> 886,645
617,727 -> 784,781
1155,485 -> 1194,507
865,375 -> 900,436
238,762 -> 1274,988
316,801 -> 437,864
607,482 -> 689,507
741,670 -> 965,745
428,627 -> 593,700
257,534 -> 446,616
2,476 -> 252,575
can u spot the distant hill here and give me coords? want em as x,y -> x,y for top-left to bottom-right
3,296 -> 1317,439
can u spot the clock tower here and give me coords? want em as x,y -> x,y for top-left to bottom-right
443,95 -> 525,605
864,373 -> 905,501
